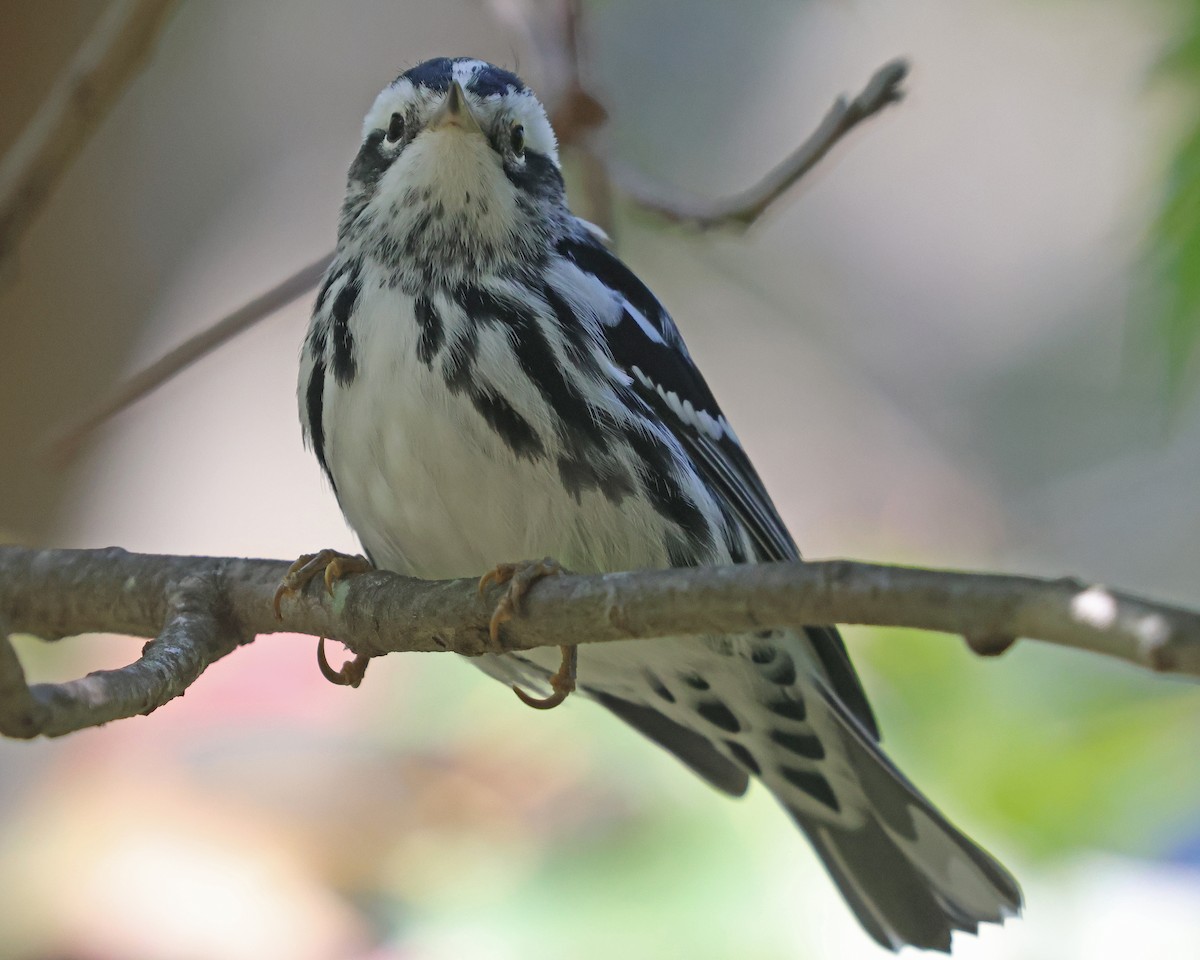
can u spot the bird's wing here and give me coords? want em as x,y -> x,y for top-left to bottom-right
557,229 -> 879,739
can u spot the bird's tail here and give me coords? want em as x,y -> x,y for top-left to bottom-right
786,688 -> 1021,952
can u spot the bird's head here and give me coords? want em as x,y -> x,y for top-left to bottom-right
340,57 -> 566,286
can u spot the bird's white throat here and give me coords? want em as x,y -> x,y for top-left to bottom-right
376,127 -> 523,250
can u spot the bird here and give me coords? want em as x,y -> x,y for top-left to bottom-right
288,56 -> 1022,951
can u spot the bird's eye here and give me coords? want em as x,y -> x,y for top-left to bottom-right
385,112 -> 405,143
509,123 -> 526,156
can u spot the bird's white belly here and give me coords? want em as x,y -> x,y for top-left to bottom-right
325,347 -> 696,694
323,309 -> 666,583
317,283 -> 707,696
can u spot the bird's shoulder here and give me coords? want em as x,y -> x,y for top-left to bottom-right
550,221 -> 880,738
551,221 -> 796,563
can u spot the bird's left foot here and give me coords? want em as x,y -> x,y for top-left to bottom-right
272,549 -> 374,688
477,557 -> 564,644
316,637 -> 372,688
514,644 -> 578,711
272,549 -> 373,619
477,557 -> 575,710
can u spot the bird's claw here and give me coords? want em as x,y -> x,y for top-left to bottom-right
317,637 -> 371,688
513,644 -> 578,710
272,549 -> 374,688
272,549 -> 372,619
478,556 -> 564,645
477,557 -> 575,710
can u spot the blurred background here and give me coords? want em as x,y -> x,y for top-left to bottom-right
2,0 -> 1200,957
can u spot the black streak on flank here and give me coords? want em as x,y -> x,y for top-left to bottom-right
306,355 -> 330,483
623,425 -> 712,556
438,321 -> 544,460
456,285 -> 605,447
442,333 -> 479,395
557,456 -> 634,505
770,729 -> 826,761
314,266 -> 342,315
781,767 -> 840,813
470,390 -> 544,459
414,296 -> 444,366
330,268 -> 360,385
697,700 -> 740,733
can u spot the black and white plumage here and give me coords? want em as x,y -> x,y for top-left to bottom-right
299,57 -> 1021,951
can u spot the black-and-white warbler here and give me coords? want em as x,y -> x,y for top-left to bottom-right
295,57 -> 1021,951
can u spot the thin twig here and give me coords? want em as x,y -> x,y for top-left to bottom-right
0,546 -> 1196,739
613,58 -> 910,228
0,0 -> 180,264
43,252 -> 333,465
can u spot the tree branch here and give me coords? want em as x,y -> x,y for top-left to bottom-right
0,0 -> 180,265
42,252 -> 333,466
610,58 -> 910,228
0,546 -> 1195,739
0,572 -> 247,738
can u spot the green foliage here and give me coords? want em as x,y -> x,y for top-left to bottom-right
1148,5 -> 1200,398
859,626 -> 1200,861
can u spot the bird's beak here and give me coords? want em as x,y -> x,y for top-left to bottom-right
428,81 -> 484,135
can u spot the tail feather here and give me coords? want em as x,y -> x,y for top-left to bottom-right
570,634 -> 1020,951
797,813 -> 968,952
783,686 -> 1021,952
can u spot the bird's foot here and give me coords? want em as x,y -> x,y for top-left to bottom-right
477,557 -> 575,710
272,549 -> 373,618
477,556 -> 564,644
316,637 -> 372,688
272,549 -> 374,688
514,644 -> 578,711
